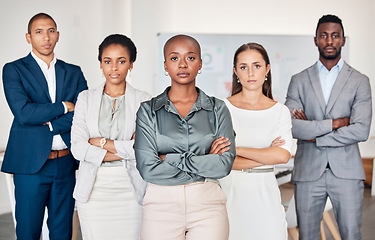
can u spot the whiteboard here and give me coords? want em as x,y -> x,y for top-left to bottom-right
157,33 -> 349,102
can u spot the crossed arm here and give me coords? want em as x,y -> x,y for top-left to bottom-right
159,136 -> 231,160
134,103 -> 236,185
3,63 -> 66,125
285,75 -> 372,147
291,109 -> 349,142
71,91 -> 139,166
232,137 -> 290,170
3,63 -> 87,138
89,136 -> 132,162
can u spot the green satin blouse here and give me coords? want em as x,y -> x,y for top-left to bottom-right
134,87 -> 236,186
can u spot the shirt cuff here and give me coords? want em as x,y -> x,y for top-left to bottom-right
48,122 -> 53,132
62,102 -> 68,114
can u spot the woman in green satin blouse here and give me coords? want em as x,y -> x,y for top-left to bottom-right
134,34 -> 236,240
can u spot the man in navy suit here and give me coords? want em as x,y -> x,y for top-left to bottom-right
1,13 -> 87,240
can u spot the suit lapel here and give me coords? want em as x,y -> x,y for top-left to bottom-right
307,64 -> 326,114
55,60 -> 66,102
326,62 -> 351,114
23,54 -> 51,102
88,83 -> 105,137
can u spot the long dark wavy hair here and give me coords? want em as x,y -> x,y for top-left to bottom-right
231,43 -> 273,100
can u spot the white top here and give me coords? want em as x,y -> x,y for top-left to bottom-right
31,52 -> 67,150
224,99 -> 292,168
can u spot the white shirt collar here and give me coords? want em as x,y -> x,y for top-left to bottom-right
31,51 -> 57,70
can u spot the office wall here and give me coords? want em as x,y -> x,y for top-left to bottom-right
131,0 -> 375,132
0,0 -> 374,213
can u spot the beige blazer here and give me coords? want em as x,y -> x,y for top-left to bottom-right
71,81 -> 151,204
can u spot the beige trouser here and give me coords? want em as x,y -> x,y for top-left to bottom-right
141,181 -> 229,240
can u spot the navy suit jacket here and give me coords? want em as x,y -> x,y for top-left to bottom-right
1,53 -> 88,174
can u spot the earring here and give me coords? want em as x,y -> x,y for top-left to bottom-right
164,71 -> 169,76
198,69 -> 202,74
265,76 -> 268,81
236,76 -> 240,83
129,69 -> 132,78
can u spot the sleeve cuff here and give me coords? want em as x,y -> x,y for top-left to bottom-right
315,119 -> 333,147
48,122 -> 53,131
62,102 -> 68,114
114,140 -> 130,159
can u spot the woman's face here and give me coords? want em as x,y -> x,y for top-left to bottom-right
234,49 -> 270,93
164,39 -> 202,87
100,44 -> 133,86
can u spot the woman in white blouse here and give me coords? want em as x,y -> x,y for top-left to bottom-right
71,34 -> 150,239
219,43 -> 292,240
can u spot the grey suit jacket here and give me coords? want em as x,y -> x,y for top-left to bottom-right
285,61 -> 372,182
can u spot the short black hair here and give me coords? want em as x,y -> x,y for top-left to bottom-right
98,34 -> 137,62
315,14 -> 344,37
28,13 -> 57,34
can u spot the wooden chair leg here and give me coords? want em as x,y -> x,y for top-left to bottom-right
320,221 -> 326,240
72,210 -> 79,240
323,211 -> 342,240
288,227 -> 299,240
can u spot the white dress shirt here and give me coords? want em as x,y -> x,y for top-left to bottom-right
317,58 -> 344,105
31,52 -> 68,150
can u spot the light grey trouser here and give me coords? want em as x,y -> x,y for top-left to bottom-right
295,168 -> 364,240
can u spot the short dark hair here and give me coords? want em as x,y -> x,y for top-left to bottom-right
98,34 -> 137,62
28,13 -> 57,34
231,43 -> 273,99
315,14 -> 344,37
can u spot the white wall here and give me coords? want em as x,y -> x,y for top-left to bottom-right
0,0 -> 374,213
131,0 -> 375,134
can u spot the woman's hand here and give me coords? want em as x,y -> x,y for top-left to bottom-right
89,137 -> 102,148
271,136 -> 285,147
209,136 -> 231,155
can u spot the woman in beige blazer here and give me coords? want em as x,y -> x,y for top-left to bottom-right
71,34 -> 150,239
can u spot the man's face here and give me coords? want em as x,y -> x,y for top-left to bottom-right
26,17 -> 59,60
314,22 -> 345,60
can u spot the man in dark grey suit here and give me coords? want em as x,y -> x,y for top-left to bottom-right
285,14 -> 372,239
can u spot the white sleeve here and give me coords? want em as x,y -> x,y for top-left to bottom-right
70,91 -> 106,167
277,104 -> 293,155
